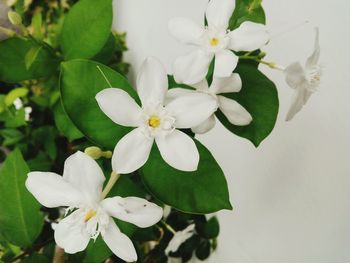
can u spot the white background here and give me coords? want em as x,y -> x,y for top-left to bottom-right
113,1 -> 350,262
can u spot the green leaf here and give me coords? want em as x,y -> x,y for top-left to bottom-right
0,128 -> 24,146
32,126 -> 57,160
93,33 -> 116,64
229,0 -> 266,30
0,37 -> 59,83
0,149 -> 43,247
60,59 -> 138,149
25,46 -> 43,70
53,99 -> 84,141
31,12 -> 43,40
60,0 -> 113,60
197,217 -> 220,239
5,87 -> 29,106
22,253 -> 50,263
4,107 -> 26,128
195,240 -> 211,260
216,64 -> 279,147
141,141 -> 232,214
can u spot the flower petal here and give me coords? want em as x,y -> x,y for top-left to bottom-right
63,151 -> 105,205
155,129 -> 199,171
101,197 -> 163,228
95,88 -> 142,127
213,50 -> 239,78
210,73 -> 242,94
165,224 -> 196,254
228,21 -> 269,52
26,172 -> 83,208
168,18 -> 205,45
137,57 -> 168,105
191,114 -> 216,134
284,62 -> 307,89
173,50 -> 214,85
218,95 -> 252,125
285,87 -> 312,121
54,211 -> 90,254
166,93 -> 218,129
112,127 -> 153,174
165,88 -> 196,105
306,27 -> 320,69
102,220 -> 137,262
206,0 -> 235,29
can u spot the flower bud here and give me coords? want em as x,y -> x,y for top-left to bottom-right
84,146 -> 103,160
7,11 -> 22,26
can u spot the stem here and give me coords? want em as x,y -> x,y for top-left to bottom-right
160,220 -> 176,235
239,55 -> 285,71
101,172 -> 120,199
97,66 -> 113,88
53,246 -> 65,263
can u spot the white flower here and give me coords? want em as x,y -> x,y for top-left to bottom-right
95,57 -> 217,174
25,151 -> 163,262
167,73 -> 252,134
13,98 -> 23,110
168,0 -> 269,85
284,28 -> 321,121
165,224 -> 196,255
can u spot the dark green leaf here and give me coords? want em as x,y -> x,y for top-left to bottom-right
229,0 -> 266,30
60,0 -> 113,60
22,253 -> 50,263
141,141 -> 232,214
0,149 -> 43,247
0,128 -> 24,146
195,240 -> 211,260
216,63 -> 279,147
53,99 -> 84,141
197,217 -> 220,239
93,33 -> 116,64
60,59 -> 138,149
0,37 -> 59,83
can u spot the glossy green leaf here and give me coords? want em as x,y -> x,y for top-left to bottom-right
229,0 -> 266,30
53,99 -> 83,141
197,217 -> 220,239
141,141 -> 232,214
0,149 -> 43,247
60,0 -> 113,60
0,128 -> 24,146
5,87 -> 28,106
60,59 -> 138,149
216,63 -> 279,147
0,37 -> 59,83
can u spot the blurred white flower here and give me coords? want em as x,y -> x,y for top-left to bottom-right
96,57 -> 217,174
24,106 -> 32,121
167,73 -> 252,134
165,224 -> 196,255
168,0 -> 269,85
13,98 -> 23,110
284,28 -> 321,121
26,151 -> 163,262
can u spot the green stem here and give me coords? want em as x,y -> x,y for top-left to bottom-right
160,220 -> 176,235
239,55 -> 285,71
101,172 -> 120,199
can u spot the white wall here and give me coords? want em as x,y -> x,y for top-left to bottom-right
113,1 -> 350,262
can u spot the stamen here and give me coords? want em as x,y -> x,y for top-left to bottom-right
84,209 -> 97,223
148,115 -> 161,128
210,37 -> 220,47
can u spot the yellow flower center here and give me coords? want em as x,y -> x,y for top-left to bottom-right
148,115 -> 161,128
210,37 -> 220,47
84,209 -> 97,223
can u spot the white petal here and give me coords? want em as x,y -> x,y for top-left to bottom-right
285,87 -> 312,121
95,88 -> 142,127
112,127 -> 153,174
166,88 -> 196,105
102,220 -> 137,262
218,95 -> 252,126
155,130 -> 199,172
173,50 -> 214,85
54,211 -> 90,254
213,50 -> 239,78
306,27 -> 320,69
210,73 -> 242,94
101,197 -> 163,228
166,93 -> 218,129
191,114 -> 216,134
284,62 -> 307,89
26,172 -> 83,208
165,224 -> 196,254
206,0 -> 235,29
63,151 -> 105,205
137,57 -> 168,105
192,79 -> 209,91
168,18 -> 205,45
228,21 -> 269,52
